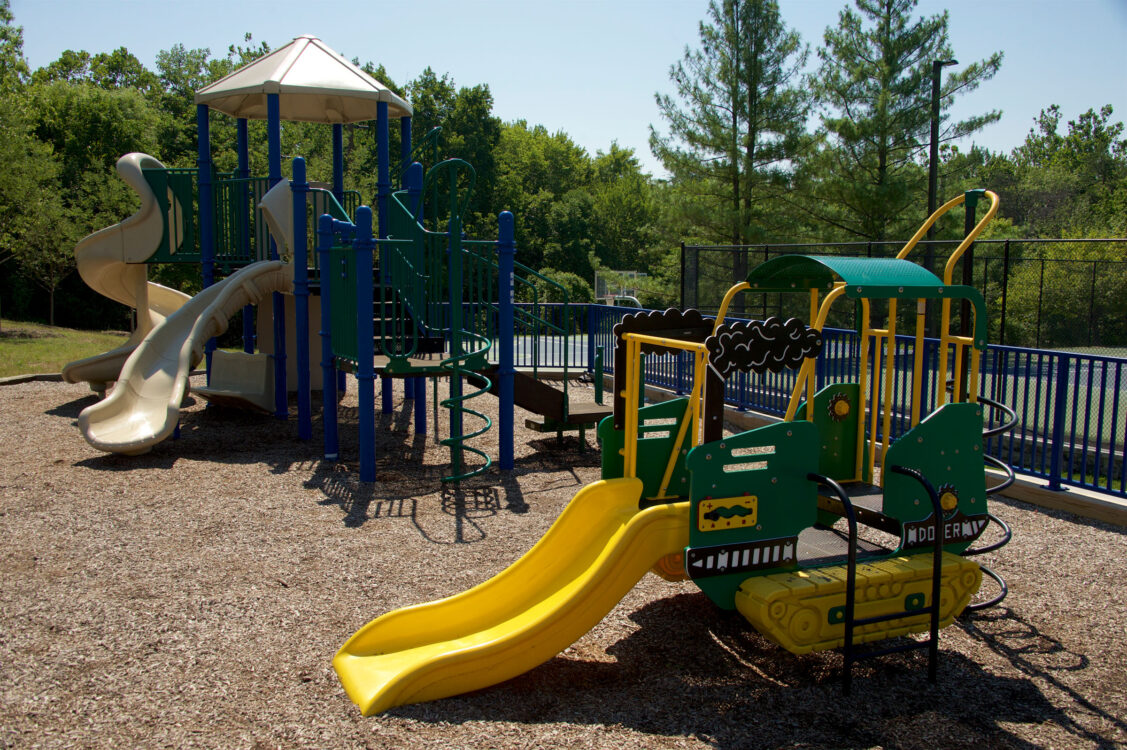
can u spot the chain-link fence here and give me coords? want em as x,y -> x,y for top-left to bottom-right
681,238 -> 1127,352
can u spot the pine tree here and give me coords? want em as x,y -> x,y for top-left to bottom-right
808,0 -> 1002,241
650,0 -> 810,249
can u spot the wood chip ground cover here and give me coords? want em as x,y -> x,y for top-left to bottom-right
1,377 -> 1124,749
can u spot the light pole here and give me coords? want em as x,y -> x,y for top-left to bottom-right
926,59 -> 958,260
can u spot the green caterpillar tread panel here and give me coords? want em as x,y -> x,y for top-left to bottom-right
685,420 -> 820,610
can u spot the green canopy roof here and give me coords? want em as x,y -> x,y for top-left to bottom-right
745,254 -> 987,349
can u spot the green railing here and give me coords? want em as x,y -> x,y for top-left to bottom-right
213,175 -> 270,269
142,167 -> 199,263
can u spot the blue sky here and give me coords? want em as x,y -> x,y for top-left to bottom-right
11,0 -> 1127,177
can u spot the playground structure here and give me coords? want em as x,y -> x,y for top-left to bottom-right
333,189 -> 1015,714
51,33 -> 1019,714
65,35 -> 606,478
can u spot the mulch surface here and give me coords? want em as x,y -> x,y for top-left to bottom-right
1,376 -> 1124,749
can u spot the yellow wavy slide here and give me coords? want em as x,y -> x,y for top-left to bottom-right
62,153 -> 191,392
78,260 -> 292,455
334,477 -> 690,715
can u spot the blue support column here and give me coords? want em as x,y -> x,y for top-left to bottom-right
377,102 -> 393,413
196,104 -> 216,380
356,207 -> 377,482
407,162 -> 427,435
332,123 -> 344,204
586,303 -> 596,374
268,93 -> 287,419
498,211 -> 516,471
399,116 -> 412,187
237,118 -> 255,352
1048,354 -> 1070,491
292,157 -> 312,440
318,214 -> 339,460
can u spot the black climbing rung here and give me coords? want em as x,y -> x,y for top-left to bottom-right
807,469 -> 944,695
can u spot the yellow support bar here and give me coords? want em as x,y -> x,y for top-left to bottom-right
943,191 -> 1000,285
654,351 -> 707,500
714,282 -> 751,332
855,299 -> 872,483
879,300 -> 898,473
911,299 -> 926,427
784,284 -> 847,422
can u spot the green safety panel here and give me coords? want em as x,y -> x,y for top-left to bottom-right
745,254 -> 988,349
598,398 -> 692,501
795,383 -> 867,484
882,401 -> 988,554
142,168 -> 199,263
684,420 -> 820,610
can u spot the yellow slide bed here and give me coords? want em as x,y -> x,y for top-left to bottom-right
334,477 -> 690,715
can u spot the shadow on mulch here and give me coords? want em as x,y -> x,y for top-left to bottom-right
391,593 -> 1065,749
45,394 -> 100,419
962,607 -> 1127,745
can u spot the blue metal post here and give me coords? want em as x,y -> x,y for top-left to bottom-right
318,214 -> 339,460
356,207 -> 377,482
407,162 -> 427,435
237,117 -> 254,353
400,116 -> 412,187
586,302 -> 596,374
292,158 -> 311,440
1048,354 -> 1070,491
196,104 -> 215,379
267,93 -> 287,419
332,123 -> 344,204
498,211 -> 516,471
377,102 -> 393,413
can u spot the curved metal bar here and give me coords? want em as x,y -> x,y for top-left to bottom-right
963,511 -> 1013,557
977,393 -> 1019,439
963,563 -> 1008,611
984,453 -> 1016,495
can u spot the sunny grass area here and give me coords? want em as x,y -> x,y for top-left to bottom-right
0,319 -> 128,378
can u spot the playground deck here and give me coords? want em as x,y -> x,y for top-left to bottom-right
2,376 -> 1125,748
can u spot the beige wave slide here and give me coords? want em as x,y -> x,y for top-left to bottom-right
78,260 -> 292,455
62,153 -> 192,393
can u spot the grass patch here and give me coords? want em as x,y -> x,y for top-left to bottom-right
0,319 -> 128,378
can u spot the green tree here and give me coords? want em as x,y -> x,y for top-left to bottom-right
807,0 -> 1002,241
406,68 -> 501,233
650,0 -> 810,248
0,0 -> 26,93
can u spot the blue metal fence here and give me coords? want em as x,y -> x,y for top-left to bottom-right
583,303 -> 1127,500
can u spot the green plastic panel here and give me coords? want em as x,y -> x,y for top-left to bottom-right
142,167 -> 199,263
745,254 -> 988,348
795,383 -> 866,483
598,398 -> 692,501
685,420 -> 820,609
883,402 -> 988,554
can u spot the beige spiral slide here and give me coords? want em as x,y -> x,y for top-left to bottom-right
77,260 -> 292,455
61,153 -> 192,393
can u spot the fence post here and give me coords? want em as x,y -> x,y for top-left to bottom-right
679,242 -> 686,309
999,239 -> 1010,346
1048,353 -> 1070,491
586,302 -> 596,374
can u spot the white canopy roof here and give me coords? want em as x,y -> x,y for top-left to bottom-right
194,35 -> 412,123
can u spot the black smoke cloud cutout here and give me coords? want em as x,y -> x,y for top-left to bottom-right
706,316 -> 822,376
